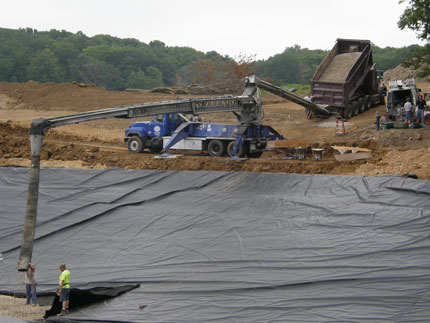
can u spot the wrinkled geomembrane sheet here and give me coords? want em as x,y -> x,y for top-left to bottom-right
0,167 -> 430,322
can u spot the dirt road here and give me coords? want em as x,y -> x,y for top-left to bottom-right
1,81 -> 429,179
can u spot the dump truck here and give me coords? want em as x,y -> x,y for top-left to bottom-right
311,39 -> 384,118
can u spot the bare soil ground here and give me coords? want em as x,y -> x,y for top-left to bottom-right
0,294 -> 49,321
0,81 -> 430,321
1,81 -> 429,179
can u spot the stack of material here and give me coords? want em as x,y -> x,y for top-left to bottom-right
319,52 -> 362,82
332,145 -> 371,161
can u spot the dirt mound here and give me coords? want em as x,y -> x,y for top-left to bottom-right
151,79 -> 244,95
0,81 -> 201,113
382,65 -> 426,82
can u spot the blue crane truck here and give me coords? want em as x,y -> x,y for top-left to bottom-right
122,75 -> 335,158
124,112 -> 283,157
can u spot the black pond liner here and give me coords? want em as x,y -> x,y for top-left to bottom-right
1,168 -> 430,322
44,284 -> 139,319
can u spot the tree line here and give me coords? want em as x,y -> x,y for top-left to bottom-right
0,27 -> 422,90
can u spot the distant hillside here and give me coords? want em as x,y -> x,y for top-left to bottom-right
0,27 -> 422,90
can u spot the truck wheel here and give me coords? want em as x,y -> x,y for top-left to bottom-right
351,101 -> 359,116
149,137 -> 163,153
128,136 -> 144,153
364,95 -> 372,110
342,104 -> 352,119
247,151 -> 263,158
227,141 -> 245,157
358,98 -> 365,113
208,140 -> 225,157
149,147 -> 162,153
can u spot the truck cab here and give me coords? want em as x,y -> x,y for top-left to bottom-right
125,113 -> 183,153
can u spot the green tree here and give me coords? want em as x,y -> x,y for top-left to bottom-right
125,67 -> 163,89
144,66 -> 163,88
398,0 -> 430,76
0,40 -> 28,82
0,57 -> 14,81
26,49 -> 65,82
126,70 -> 147,89
254,52 -> 303,85
81,58 -> 122,89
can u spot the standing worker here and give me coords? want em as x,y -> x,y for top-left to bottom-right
403,97 -> 413,127
57,264 -> 70,316
17,260 -> 37,305
415,95 -> 426,124
304,95 -> 313,119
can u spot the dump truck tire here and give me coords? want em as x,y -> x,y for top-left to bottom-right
149,137 -> 163,153
364,95 -> 372,110
342,104 -> 352,119
128,136 -> 143,153
351,101 -> 359,116
208,140 -> 226,157
358,98 -> 365,113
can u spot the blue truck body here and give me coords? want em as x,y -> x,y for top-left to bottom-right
124,113 -> 283,157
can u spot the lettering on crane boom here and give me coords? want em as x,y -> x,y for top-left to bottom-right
128,102 -> 193,118
192,98 -> 250,114
127,97 -> 254,118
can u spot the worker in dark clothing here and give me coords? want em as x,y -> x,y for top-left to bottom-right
304,95 -> 313,119
415,95 -> 427,124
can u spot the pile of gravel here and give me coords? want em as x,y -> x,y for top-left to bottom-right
319,52 -> 362,82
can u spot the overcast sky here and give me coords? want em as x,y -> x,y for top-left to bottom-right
1,0 -> 425,60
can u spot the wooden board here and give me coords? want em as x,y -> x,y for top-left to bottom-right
268,139 -> 310,149
334,152 -> 371,161
331,145 -> 371,152
154,154 -> 180,159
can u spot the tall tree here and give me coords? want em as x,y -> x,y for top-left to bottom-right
26,49 -> 65,83
398,0 -> 430,76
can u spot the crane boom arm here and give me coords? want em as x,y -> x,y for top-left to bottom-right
31,96 -> 257,135
245,75 -> 336,117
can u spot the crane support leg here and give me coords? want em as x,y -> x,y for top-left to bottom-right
161,122 -> 193,156
230,125 -> 248,159
18,133 -> 44,271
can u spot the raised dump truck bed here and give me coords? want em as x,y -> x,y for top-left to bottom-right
311,39 -> 384,118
